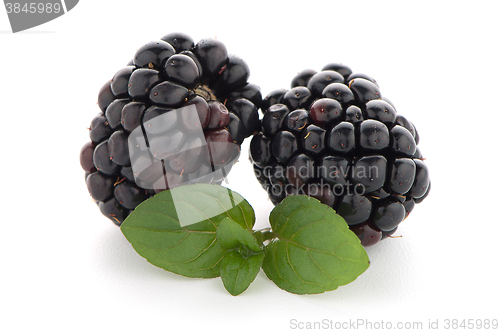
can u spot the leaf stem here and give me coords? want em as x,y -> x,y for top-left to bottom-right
253,228 -> 277,244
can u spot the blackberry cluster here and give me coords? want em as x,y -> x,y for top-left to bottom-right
80,32 -> 261,226
250,63 -> 430,246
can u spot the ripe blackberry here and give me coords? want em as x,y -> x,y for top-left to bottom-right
81,33 -> 261,226
250,63 -> 430,246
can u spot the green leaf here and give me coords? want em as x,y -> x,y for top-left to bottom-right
120,184 -> 255,278
220,251 -> 264,296
216,218 -> 264,295
216,218 -> 263,253
262,195 -> 370,294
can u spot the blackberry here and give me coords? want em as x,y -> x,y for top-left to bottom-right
250,63 -> 430,246
81,33 -> 261,225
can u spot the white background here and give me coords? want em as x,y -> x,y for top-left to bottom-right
1,1 -> 499,332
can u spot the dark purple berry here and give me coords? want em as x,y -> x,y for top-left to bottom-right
253,165 -> 270,190
350,222 -> 382,247
359,119 -> 390,151
93,141 -> 119,176
318,155 -> 350,187
148,129 -> 186,160
272,131 -> 298,164
84,34 -> 261,226
149,81 -> 189,107
114,181 -> 145,209
168,136 -> 204,173
268,184 -> 287,205
262,89 -> 287,111
193,38 -> 228,79
207,101 -> 230,130
410,159 -> 430,199
389,158 -> 416,194
285,109 -> 310,134
128,68 -> 161,99
321,63 -> 353,79
205,128 -> 235,166
183,95 -> 210,129
302,124 -> 326,155
307,70 -> 344,97
291,69 -> 316,88
286,153 -> 315,188
345,105 -> 364,123
351,155 -> 387,193
89,113 -> 113,143
322,83 -> 355,106
227,112 -> 245,145
309,98 -> 343,127
121,101 -> 146,133
282,86 -> 314,110
304,183 -> 336,207
226,98 -> 260,137
391,125 -> 417,157
349,78 -> 381,104
105,99 -> 129,130
119,166 -> 135,183
413,123 -> 420,145
366,100 -> 397,124
161,32 -> 194,52
347,73 -> 378,86
99,198 -> 129,226
226,83 -> 262,110
108,130 -> 130,166
111,66 -> 134,97
179,50 -> 203,76
86,172 -> 114,202
251,63 -> 430,246
328,121 -> 355,153
98,81 -> 115,112
165,54 -> 200,89
381,227 -> 398,240
133,40 -> 175,69
262,104 -> 290,137
268,164 -> 287,189
215,54 -> 250,90
395,115 -> 417,140
249,134 -> 273,168
403,197 -> 415,218
337,194 -> 372,225
80,141 -> 97,173
414,180 -> 430,203
142,106 -> 176,135
372,200 -> 406,231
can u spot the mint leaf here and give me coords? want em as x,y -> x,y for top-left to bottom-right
216,218 -> 264,295
220,251 -> 264,296
120,184 -> 255,278
262,195 -> 369,294
216,218 -> 263,253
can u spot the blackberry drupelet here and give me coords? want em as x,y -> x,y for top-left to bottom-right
81,33 -> 261,226
251,63 -> 430,246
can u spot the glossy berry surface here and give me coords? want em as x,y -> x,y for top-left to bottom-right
309,98 -> 343,127
207,101 -> 230,129
252,63 -> 431,246
272,130 -> 298,164
164,54 -> 200,89
133,41 -> 175,69
81,33 -> 261,225
80,141 -> 96,173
